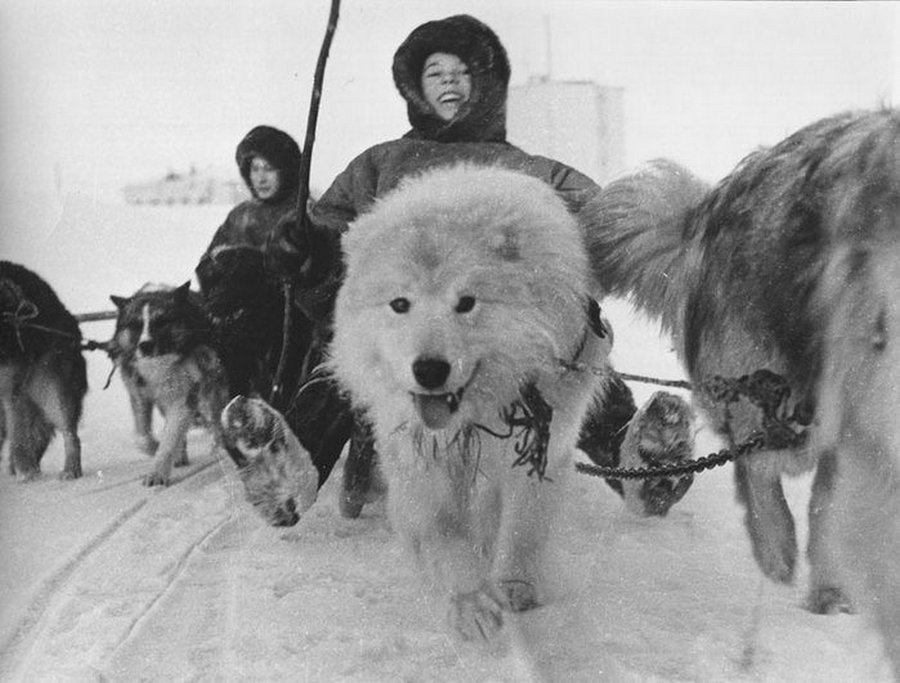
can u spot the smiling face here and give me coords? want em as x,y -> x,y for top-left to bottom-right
420,52 -> 471,122
249,155 -> 281,200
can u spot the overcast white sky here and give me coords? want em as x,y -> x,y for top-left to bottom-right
1,1 -> 897,203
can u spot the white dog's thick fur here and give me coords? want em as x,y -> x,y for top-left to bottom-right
330,164 -> 610,640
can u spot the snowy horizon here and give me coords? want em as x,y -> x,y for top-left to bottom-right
1,2 -> 896,221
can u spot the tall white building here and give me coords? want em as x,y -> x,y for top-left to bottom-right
507,78 -> 625,185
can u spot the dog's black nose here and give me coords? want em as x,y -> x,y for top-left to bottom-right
413,357 -> 451,390
137,340 -> 155,355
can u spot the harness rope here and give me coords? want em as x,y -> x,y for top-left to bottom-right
2,302 -> 112,353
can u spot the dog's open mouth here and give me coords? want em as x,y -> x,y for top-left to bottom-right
412,391 -> 462,430
409,362 -> 480,430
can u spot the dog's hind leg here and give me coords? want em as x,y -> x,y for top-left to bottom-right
823,435 -> 900,674
734,453 -> 797,584
30,362 -> 84,479
8,398 -> 53,481
805,449 -> 853,614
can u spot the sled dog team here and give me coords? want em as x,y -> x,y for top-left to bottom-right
3,18 -> 900,677
4,109 -> 900,671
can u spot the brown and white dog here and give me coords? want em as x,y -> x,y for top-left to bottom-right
0,260 -> 87,480
110,282 -> 229,486
585,109 -> 900,673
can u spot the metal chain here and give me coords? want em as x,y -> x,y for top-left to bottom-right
577,369 -> 809,481
576,432 -> 766,480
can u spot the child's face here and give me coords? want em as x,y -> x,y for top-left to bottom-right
249,156 -> 281,200
421,52 -> 471,122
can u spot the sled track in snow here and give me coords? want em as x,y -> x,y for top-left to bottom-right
107,511 -> 238,658
0,456 -> 228,678
77,457 -> 220,497
0,499 -> 148,677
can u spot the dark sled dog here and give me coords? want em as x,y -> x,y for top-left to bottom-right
196,244 -> 310,401
585,109 -> 900,672
110,282 -> 229,486
0,260 -> 87,480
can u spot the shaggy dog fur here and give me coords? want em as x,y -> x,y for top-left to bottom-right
331,164 -> 609,640
110,282 -> 230,486
584,109 -> 900,673
197,244 -> 310,402
223,164 -> 610,641
0,260 -> 87,480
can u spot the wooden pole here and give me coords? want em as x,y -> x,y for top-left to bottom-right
270,0 -> 342,408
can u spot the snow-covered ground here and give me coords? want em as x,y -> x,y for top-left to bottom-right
0,201 -> 894,681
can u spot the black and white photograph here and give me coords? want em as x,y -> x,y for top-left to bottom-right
1,1 -> 899,680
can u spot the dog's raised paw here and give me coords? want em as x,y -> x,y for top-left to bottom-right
221,396 -> 319,527
450,584 -> 505,641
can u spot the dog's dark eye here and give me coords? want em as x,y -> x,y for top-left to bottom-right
390,298 -> 410,314
455,296 -> 476,313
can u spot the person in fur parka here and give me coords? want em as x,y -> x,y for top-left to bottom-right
250,14 -> 639,519
194,125 -> 310,400
199,125 -> 301,259
291,14 -> 599,253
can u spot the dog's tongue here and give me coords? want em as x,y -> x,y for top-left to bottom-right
414,393 -> 458,430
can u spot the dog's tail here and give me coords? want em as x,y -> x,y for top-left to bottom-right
583,159 -> 709,336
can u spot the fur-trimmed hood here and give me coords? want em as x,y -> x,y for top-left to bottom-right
392,15 -> 510,143
235,125 -> 302,203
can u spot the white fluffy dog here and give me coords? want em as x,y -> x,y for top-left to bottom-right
329,164 -> 610,640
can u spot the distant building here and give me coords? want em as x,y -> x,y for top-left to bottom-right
122,167 -> 248,206
507,78 -> 625,185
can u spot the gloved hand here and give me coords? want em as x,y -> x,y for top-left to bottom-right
264,212 -> 310,282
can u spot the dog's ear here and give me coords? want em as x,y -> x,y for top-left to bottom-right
110,295 -> 128,310
174,281 -> 192,301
